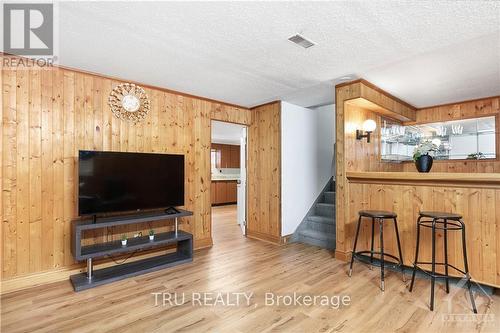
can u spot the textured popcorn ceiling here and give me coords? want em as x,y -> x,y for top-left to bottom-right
50,1 -> 500,107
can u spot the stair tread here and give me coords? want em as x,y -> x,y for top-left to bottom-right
292,178 -> 336,250
307,215 -> 334,224
299,229 -> 335,241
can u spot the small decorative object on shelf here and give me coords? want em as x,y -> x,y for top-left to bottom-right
121,235 -> 128,246
149,229 -> 155,241
71,209 -> 193,291
413,141 -> 438,173
466,152 -> 485,160
108,83 -> 150,123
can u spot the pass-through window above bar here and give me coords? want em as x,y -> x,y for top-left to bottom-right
381,116 -> 497,162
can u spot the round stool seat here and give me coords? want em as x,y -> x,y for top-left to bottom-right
359,210 -> 397,219
419,211 -> 462,220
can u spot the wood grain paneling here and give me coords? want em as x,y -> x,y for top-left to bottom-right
211,104 -> 251,125
335,81 -> 414,255
1,60 -> 258,283
344,103 -> 404,173
247,101 -> 281,243
346,179 -> 500,288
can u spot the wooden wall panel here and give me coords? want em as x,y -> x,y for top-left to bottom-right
247,102 -> 281,243
335,84 -> 362,257
211,104 -> 251,125
346,182 -> 500,288
1,61 -> 255,283
335,81 -> 414,258
344,103 -> 404,173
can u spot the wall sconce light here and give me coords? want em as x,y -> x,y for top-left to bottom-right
356,119 -> 377,143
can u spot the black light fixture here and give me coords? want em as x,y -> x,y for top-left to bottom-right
356,119 -> 377,143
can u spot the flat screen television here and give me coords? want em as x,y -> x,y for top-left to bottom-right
78,150 -> 184,216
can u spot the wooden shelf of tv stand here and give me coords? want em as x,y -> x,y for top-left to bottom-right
70,209 -> 193,291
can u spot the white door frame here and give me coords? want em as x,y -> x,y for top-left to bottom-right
209,120 -> 248,239
238,127 -> 247,235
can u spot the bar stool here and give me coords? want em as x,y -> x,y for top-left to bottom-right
348,210 -> 405,291
409,211 -> 477,313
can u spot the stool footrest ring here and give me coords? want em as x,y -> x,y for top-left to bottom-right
413,262 -> 467,276
353,251 -> 403,265
417,220 -> 463,230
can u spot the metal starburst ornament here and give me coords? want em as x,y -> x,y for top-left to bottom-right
108,83 -> 150,123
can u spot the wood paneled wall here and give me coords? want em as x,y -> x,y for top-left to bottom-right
1,61 -> 260,284
347,181 -> 500,288
402,96 -> 500,173
335,81 -> 416,257
247,102 -> 281,243
344,103 -> 404,173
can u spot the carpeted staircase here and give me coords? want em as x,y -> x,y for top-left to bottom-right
291,178 -> 336,250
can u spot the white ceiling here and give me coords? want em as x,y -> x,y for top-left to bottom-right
211,120 -> 244,145
11,1 -> 500,108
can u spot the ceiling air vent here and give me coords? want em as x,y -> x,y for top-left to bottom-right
288,34 -> 315,49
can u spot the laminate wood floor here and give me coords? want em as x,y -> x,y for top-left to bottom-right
1,205 -> 499,333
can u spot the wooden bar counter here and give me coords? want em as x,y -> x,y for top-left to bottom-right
334,80 -> 500,288
342,171 -> 500,288
347,171 -> 500,188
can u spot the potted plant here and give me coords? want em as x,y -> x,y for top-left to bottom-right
413,141 -> 438,173
149,229 -> 155,241
121,234 -> 127,246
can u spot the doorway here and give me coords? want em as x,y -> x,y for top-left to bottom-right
210,120 -> 247,243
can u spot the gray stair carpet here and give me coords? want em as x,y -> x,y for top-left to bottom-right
291,178 -> 336,250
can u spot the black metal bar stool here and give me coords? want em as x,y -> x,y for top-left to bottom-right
348,210 -> 405,291
409,211 -> 477,313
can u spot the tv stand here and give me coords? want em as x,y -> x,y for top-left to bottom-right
165,207 -> 180,215
70,209 -> 193,291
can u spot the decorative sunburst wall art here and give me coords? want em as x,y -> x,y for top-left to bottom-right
108,83 -> 150,123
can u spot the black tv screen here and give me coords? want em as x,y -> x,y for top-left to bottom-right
78,150 -> 184,216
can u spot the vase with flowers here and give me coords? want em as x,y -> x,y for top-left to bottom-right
413,141 -> 439,173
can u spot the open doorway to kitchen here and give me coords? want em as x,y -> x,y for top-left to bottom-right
210,120 -> 247,244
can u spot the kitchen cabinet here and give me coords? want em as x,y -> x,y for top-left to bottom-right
211,144 -> 240,169
221,145 -> 231,168
211,180 -> 238,205
211,144 -> 222,169
211,182 -> 217,205
226,181 -> 237,202
229,145 -> 240,168
215,181 -> 227,204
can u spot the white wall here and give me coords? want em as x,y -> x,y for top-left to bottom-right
281,102 -> 335,236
